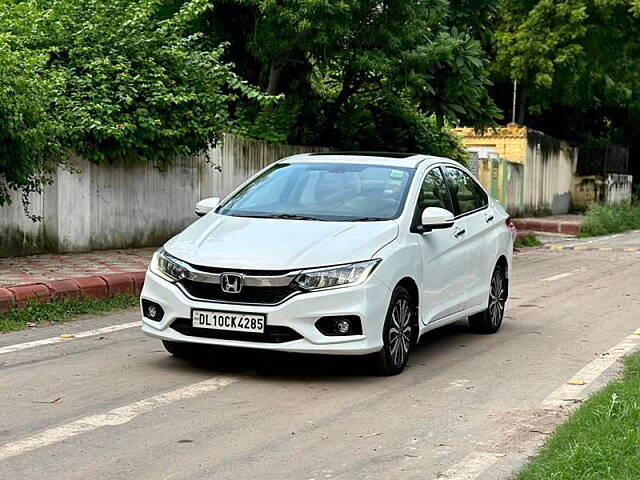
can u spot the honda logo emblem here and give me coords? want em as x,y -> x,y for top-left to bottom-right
220,273 -> 244,294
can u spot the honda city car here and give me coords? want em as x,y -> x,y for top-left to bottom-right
141,152 -> 514,375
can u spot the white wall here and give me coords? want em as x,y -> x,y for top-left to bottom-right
572,174 -> 633,208
0,135 -> 326,256
524,131 -> 577,214
0,190 -> 48,257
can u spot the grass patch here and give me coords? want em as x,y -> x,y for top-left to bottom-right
578,202 -> 640,237
517,351 -> 640,480
0,294 -> 139,333
515,233 -> 542,248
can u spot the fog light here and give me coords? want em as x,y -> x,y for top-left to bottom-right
141,299 -> 164,322
315,315 -> 362,336
334,318 -> 351,335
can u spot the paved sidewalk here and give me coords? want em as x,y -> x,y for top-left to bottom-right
0,248 -> 154,287
0,248 -> 155,310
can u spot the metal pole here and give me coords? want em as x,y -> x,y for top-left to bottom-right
512,79 -> 517,124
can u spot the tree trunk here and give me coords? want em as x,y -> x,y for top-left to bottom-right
322,73 -> 356,143
266,64 -> 284,96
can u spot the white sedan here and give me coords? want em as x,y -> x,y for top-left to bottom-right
141,152 -> 514,375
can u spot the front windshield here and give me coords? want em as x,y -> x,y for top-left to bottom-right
217,162 -> 415,221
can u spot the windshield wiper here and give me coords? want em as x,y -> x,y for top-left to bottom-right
261,213 -> 326,221
349,217 -> 387,222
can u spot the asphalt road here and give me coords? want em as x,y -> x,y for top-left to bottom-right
2,231 -> 640,480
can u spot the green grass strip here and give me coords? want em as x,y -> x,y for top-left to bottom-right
0,294 -> 139,333
517,351 -> 640,480
515,233 -> 542,248
578,202 -> 640,238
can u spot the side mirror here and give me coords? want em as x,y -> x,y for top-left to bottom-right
418,207 -> 454,233
195,197 -> 220,217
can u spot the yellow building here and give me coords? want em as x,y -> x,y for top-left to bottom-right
453,124 -> 577,216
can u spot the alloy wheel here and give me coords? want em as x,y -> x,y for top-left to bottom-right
388,297 -> 412,367
488,270 -> 506,328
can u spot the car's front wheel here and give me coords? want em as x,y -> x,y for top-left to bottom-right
469,264 -> 507,334
373,286 -> 415,376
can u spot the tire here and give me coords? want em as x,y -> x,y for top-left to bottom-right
373,286 -> 415,376
469,264 -> 507,334
162,340 -> 196,358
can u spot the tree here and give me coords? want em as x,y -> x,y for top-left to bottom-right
493,0 -> 640,146
0,0 -> 266,207
0,6 -> 61,211
204,0 -> 500,158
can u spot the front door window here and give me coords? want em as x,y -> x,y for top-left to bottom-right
444,167 -> 487,215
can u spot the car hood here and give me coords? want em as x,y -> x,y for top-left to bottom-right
164,214 -> 399,270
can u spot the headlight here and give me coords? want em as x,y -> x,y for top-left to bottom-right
149,248 -> 188,283
293,259 -> 381,291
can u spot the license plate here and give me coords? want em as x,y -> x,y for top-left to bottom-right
191,309 -> 266,333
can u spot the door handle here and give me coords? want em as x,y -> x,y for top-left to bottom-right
454,228 -> 466,238
485,215 -> 495,223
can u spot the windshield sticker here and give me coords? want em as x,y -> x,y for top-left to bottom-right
390,169 -> 404,179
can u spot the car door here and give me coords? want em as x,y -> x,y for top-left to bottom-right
442,166 -> 495,310
414,166 -> 468,325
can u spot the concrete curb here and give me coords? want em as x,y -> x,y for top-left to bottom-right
0,271 -> 146,312
513,218 -> 581,235
543,245 -> 640,252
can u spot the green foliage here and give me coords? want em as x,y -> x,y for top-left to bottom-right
207,0 -> 498,157
578,202 -> 640,237
514,233 -> 542,248
4,0 -> 640,212
234,99 -> 301,144
330,97 -> 469,164
517,351 -> 640,480
0,28 -> 61,212
405,27 -> 501,130
0,0 -> 267,207
0,293 -> 139,332
493,0 -> 640,145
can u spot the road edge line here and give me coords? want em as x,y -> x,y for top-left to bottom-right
438,328 -> 640,480
0,376 -> 238,461
0,321 -> 141,356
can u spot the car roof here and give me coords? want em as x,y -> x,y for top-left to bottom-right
282,152 -> 452,169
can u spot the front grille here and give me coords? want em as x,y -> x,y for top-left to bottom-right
179,279 -> 299,305
170,318 -> 303,343
184,263 -> 294,277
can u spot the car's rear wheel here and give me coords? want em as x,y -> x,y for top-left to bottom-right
469,264 -> 507,334
162,340 -> 196,358
373,286 -> 415,376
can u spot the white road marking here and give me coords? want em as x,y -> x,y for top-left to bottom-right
562,233 -> 622,248
542,332 -> 640,407
0,321 -> 141,356
540,272 -> 574,282
438,328 -> 640,480
0,376 -> 238,461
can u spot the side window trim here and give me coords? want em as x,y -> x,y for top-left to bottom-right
410,164 -> 455,233
437,165 -> 457,215
442,165 -> 489,219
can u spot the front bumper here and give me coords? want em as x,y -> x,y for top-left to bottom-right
140,271 -> 390,355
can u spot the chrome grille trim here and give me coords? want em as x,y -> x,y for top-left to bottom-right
180,265 -> 301,287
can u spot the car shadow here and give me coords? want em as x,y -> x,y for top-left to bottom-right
160,319 -> 477,380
